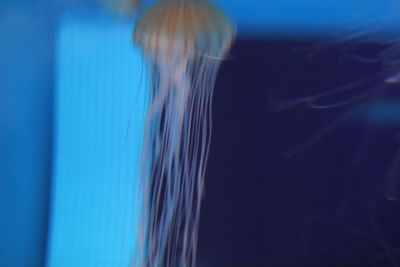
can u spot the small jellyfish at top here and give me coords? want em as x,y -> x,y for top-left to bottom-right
132,0 -> 235,266
101,0 -> 143,15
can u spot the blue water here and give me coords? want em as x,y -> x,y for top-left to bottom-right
47,13 -> 147,266
2,0 -> 400,266
217,0 -> 400,37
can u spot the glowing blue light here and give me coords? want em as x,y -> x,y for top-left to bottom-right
46,13 -> 147,267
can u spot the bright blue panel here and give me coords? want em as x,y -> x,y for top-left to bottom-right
47,13 -> 147,267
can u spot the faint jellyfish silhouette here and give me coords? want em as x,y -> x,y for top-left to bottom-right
132,0 -> 235,266
271,29 -> 400,202
269,28 -> 400,267
102,0 -> 143,15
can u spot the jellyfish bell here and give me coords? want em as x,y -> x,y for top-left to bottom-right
134,0 -> 235,76
132,0 -> 235,266
134,0 -> 234,52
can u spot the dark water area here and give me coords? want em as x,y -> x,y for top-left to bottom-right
198,39 -> 400,267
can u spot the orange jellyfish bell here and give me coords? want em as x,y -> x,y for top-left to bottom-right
133,0 -> 235,60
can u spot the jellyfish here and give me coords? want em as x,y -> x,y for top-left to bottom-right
101,0 -> 143,15
269,30 -> 400,198
132,0 -> 235,266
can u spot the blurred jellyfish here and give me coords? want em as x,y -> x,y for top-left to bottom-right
265,22 -> 400,265
101,0 -> 143,15
270,28 -> 400,202
132,0 -> 235,266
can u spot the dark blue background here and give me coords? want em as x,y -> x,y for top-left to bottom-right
198,40 -> 400,266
